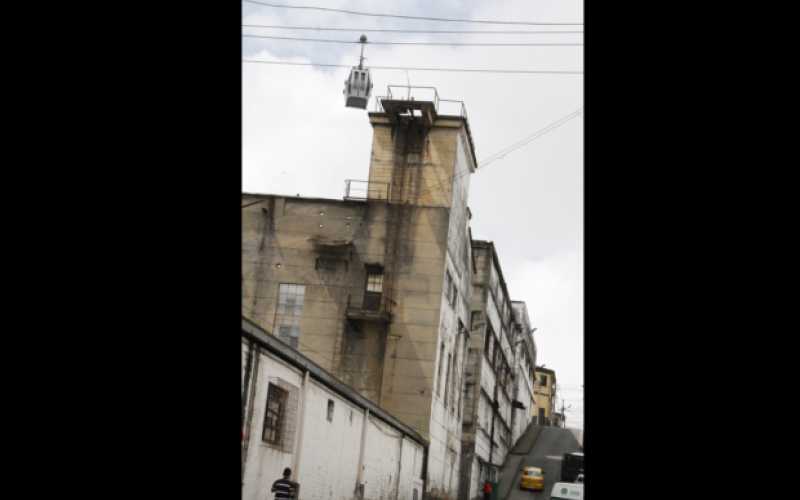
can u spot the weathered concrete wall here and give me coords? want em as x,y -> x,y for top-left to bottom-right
298,379 -> 363,499
243,108 -> 478,500
459,241 -> 527,499
241,334 -> 427,500
242,346 -> 301,500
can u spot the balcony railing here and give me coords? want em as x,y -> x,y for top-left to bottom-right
372,85 -> 468,121
346,293 -> 394,323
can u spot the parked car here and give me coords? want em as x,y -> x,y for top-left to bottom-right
519,466 -> 545,491
550,482 -> 584,500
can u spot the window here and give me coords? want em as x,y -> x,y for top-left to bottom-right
327,399 -> 334,422
539,375 -> 548,387
444,352 -> 452,407
366,271 -> 383,292
471,311 -> 481,331
274,284 -> 305,349
436,342 -> 445,396
363,266 -> 383,311
263,383 -> 288,445
444,271 -> 453,305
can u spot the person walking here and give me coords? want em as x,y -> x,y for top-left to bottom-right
482,479 -> 493,500
271,467 -> 299,499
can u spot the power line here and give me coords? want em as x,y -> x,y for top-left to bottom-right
242,34 -> 583,46
242,59 -> 583,75
450,107 -> 583,181
480,108 -> 583,167
241,24 -> 584,35
242,0 -> 584,26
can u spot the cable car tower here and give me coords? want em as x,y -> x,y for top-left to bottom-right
343,35 -> 373,109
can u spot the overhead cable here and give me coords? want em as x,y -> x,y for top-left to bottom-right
242,34 -> 583,46
242,24 -> 584,35
242,0 -> 584,26
451,107 -> 583,181
242,59 -> 583,75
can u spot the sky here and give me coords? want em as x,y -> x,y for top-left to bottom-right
242,0 -> 584,429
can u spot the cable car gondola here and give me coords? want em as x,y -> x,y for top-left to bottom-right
344,35 -> 372,109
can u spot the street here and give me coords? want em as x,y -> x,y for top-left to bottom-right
498,426 -> 582,500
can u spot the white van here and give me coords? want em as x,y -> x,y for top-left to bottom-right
550,482 -> 584,499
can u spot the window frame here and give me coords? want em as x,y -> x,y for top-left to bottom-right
262,383 -> 288,446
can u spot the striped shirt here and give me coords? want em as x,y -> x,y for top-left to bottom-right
271,478 -> 297,499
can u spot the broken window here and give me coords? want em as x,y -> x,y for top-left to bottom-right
274,284 -> 305,349
262,383 -> 288,446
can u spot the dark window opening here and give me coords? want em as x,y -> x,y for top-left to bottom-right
263,383 -> 288,445
327,399 -> 334,422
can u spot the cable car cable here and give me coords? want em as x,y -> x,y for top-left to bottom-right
241,24 -> 584,35
242,0 -> 584,26
449,108 -> 583,181
242,59 -> 583,75
242,34 -> 583,46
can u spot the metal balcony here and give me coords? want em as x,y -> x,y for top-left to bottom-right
345,293 -> 393,323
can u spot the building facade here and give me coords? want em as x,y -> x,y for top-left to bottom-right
242,92 -> 477,498
458,241 -> 531,500
242,317 -> 427,500
533,366 -> 557,426
510,301 -> 536,445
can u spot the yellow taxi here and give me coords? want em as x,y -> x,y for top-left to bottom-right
519,466 -> 545,491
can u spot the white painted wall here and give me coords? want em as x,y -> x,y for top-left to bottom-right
243,351 -> 301,500
242,345 -> 426,500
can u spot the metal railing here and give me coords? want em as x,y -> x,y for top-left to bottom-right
344,179 -> 391,201
346,292 -> 395,321
372,85 -> 468,120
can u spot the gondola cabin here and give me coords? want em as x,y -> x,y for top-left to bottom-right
344,67 -> 372,109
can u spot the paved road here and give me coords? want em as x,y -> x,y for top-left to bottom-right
500,426 -> 581,500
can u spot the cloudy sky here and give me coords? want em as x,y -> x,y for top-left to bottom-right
242,0 -> 584,429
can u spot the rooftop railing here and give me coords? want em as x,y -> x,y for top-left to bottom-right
372,85 -> 468,120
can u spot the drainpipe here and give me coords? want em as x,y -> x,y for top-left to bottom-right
394,435 -> 404,500
421,443 -> 429,500
242,343 -> 261,483
355,408 -> 370,498
291,370 -> 310,482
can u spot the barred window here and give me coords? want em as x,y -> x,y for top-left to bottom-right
262,383 -> 288,445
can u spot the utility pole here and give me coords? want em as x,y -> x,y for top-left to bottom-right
559,400 -> 572,429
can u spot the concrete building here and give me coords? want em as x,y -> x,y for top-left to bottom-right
458,241 -> 529,500
242,317 -> 427,500
242,87 -> 478,499
533,366 -> 557,426
510,301 -> 536,445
